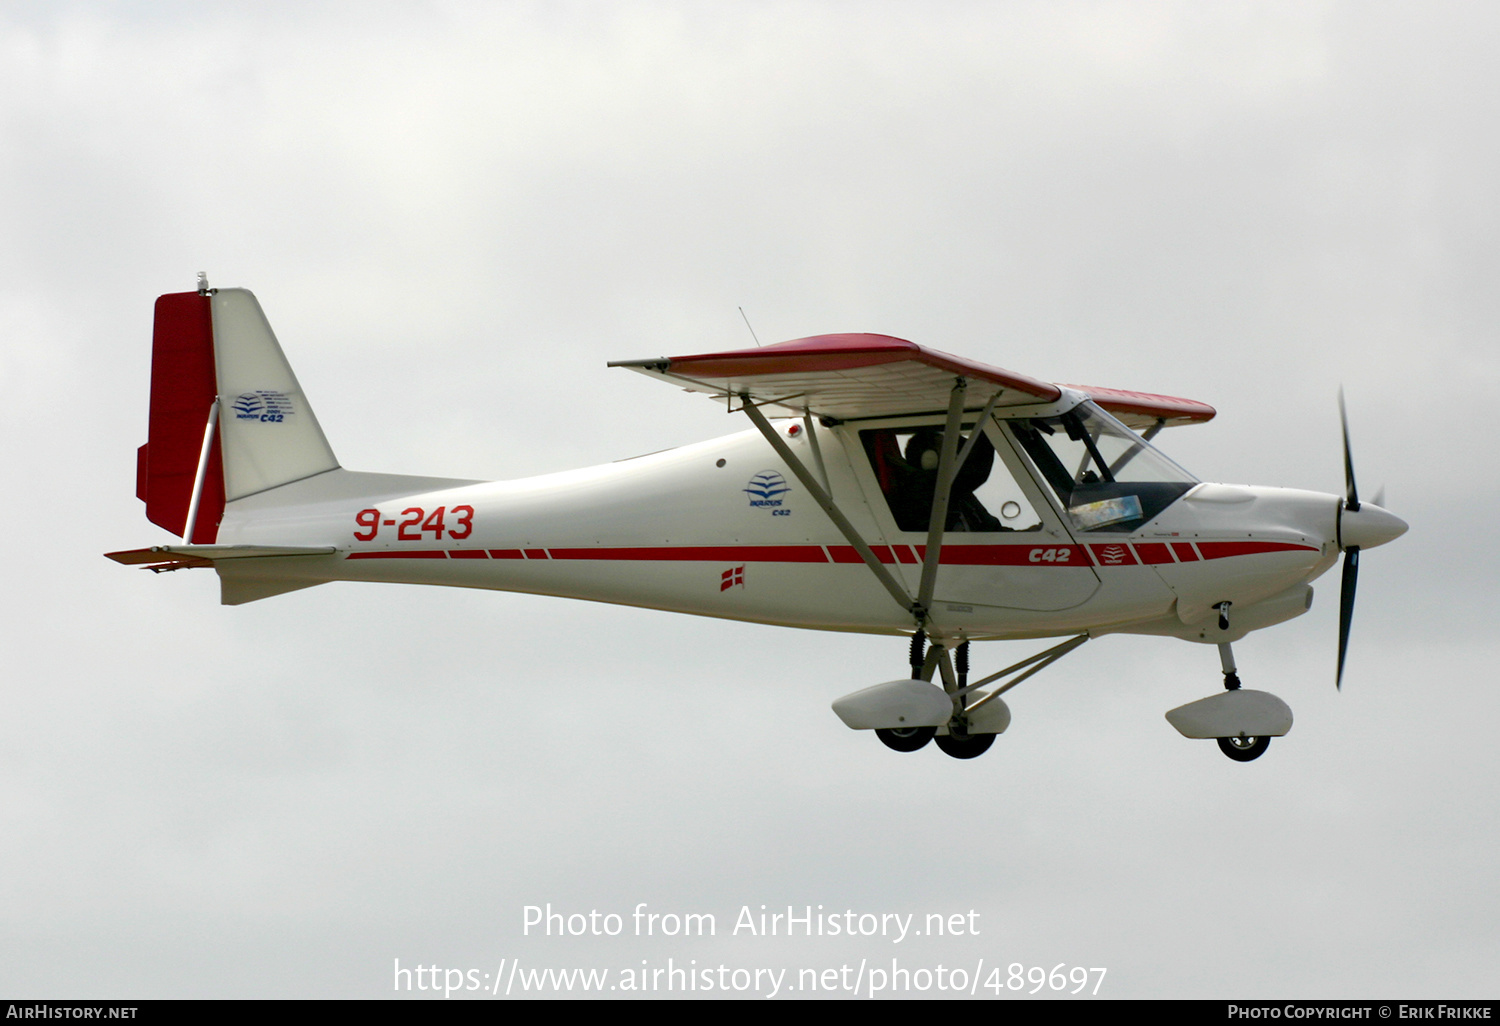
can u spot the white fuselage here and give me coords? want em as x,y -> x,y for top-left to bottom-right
215,415 -> 1343,644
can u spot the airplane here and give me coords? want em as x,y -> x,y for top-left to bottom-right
107,277 -> 1408,762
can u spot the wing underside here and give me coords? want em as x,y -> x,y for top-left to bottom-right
611,334 -> 1213,427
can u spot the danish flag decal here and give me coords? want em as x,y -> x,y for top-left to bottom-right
720,565 -> 745,591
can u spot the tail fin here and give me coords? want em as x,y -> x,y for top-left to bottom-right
137,286 -> 339,542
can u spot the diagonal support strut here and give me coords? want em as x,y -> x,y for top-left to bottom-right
738,395 -> 917,617
960,634 -> 1091,713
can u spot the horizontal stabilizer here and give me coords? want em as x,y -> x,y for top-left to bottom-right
105,544 -> 337,573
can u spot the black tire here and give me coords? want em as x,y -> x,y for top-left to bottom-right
934,731 -> 996,760
876,726 -> 935,752
1217,735 -> 1270,762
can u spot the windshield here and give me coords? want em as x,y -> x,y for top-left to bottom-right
1009,401 -> 1198,532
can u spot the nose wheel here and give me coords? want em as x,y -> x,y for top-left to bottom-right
1217,735 -> 1270,762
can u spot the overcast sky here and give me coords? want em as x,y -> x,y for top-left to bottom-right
2,0 -> 1495,999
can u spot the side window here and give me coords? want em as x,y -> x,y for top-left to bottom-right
860,425 -> 1042,534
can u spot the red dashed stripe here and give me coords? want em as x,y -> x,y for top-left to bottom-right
346,550 -> 448,560
548,545 -> 829,563
1133,542 -> 1174,565
342,540 -> 1316,565
1197,541 -> 1318,559
1170,542 -> 1200,562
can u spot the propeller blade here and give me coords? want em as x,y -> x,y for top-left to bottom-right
1337,545 -> 1359,689
1372,484 -> 1386,508
1338,387 -> 1360,512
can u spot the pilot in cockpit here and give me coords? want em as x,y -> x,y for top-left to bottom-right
869,427 -> 1004,533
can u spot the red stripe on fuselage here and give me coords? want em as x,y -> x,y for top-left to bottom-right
1197,541 -> 1318,559
346,550 -> 449,559
827,545 -> 899,564
549,545 -> 830,563
338,540 -> 1316,566
915,544 -> 1090,566
1087,543 -> 1139,566
1133,542 -> 1174,565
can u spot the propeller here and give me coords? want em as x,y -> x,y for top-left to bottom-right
1337,389 -> 1359,689
1334,392 -> 1407,688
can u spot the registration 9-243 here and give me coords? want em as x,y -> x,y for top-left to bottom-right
353,505 -> 474,542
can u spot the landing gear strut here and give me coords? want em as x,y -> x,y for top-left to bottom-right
1213,644 -> 1268,761
935,641 -> 995,759
862,634 -> 1090,760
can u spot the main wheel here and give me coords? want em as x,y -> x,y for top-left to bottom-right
876,726 -> 935,752
934,731 -> 996,760
1217,735 -> 1270,762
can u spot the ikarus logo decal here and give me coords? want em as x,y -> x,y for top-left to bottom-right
744,470 -> 791,515
232,390 -> 296,423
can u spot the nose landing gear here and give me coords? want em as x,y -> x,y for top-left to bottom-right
1165,643 -> 1292,763
1217,735 -> 1271,762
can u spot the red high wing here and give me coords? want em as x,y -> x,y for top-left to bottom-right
612,333 -> 1058,419
661,334 -> 1058,396
1063,384 -> 1215,429
612,333 -> 1213,426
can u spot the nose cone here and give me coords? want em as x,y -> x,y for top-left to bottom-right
1340,503 -> 1408,550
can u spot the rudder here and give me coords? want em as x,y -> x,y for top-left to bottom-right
139,291 -> 223,542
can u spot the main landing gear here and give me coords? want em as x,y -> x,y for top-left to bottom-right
848,632 -> 1089,761
876,726 -> 936,752
853,635 -> 1294,764
934,730 -> 995,760
875,724 -> 996,759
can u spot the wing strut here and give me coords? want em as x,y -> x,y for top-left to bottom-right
914,381 -> 1004,620
738,395 -> 917,618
